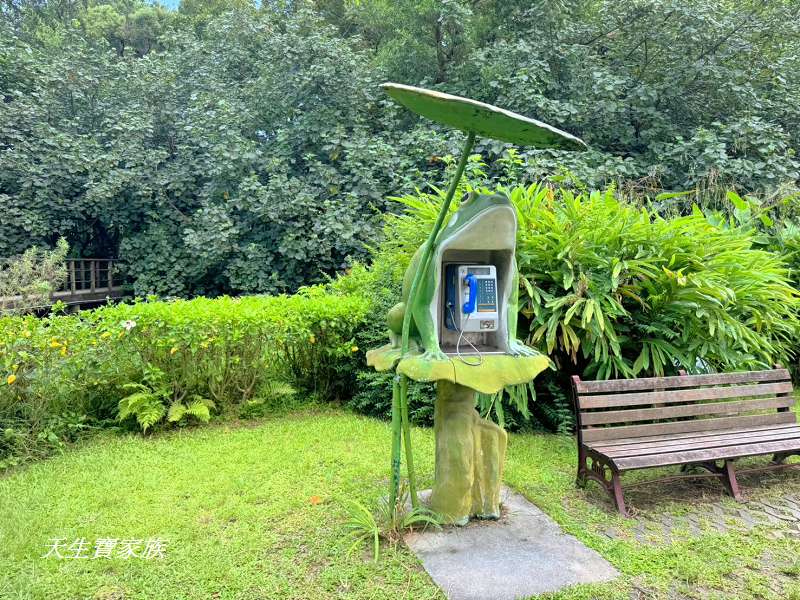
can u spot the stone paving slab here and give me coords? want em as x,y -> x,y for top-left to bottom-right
596,491 -> 800,544
404,487 -> 618,600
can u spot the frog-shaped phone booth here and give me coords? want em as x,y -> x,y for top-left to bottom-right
367,84 -> 586,525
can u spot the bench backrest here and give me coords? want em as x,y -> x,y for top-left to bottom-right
572,368 -> 795,443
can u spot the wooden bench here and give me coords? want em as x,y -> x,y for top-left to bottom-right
571,368 -> 799,517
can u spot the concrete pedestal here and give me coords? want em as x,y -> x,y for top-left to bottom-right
429,380 -> 507,525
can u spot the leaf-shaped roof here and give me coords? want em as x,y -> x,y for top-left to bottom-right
382,83 -> 587,150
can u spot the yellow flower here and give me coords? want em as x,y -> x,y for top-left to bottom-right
309,335 -> 316,344
60,346 -> 67,357
351,346 -> 358,353
6,374 -> 16,385
22,330 -> 31,338
100,331 -> 112,339
49,339 -> 61,348
170,346 -> 178,355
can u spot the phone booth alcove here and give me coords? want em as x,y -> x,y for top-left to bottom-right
435,194 -> 517,358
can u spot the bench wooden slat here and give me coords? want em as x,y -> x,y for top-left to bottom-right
597,429 -> 800,458
588,422 -> 800,448
575,369 -> 790,394
579,381 -> 793,409
580,396 -> 793,425
615,438 -> 800,470
580,412 -> 796,442
590,424 -> 800,454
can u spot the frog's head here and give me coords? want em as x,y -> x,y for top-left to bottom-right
445,192 -> 514,240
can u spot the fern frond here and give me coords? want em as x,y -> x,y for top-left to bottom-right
167,402 -> 187,423
185,397 -> 212,423
136,402 -> 166,433
262,379 -> 296,400
118,390 -> 166,432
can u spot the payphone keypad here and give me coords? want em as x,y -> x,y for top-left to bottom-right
477,279 -> 497,312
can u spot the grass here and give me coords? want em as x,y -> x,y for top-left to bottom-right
0,409 -> 441,600
3,407 -> 800,599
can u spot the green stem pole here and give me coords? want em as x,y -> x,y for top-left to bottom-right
389,131 -> 477,510
399,130 -> 476,355
389,375 -> 402,508
399,376 -> 418,508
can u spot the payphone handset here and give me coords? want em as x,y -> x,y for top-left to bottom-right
444,264 -> 499,333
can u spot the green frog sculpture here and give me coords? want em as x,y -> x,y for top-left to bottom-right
367,83 -> 586,525
368,190 -> 551,523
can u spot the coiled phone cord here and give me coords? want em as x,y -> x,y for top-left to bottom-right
447,305 -> 483,366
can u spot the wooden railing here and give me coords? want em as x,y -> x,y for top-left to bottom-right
50,259 -> 126,305
60,259 -> 117,295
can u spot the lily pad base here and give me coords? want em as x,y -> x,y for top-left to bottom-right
366,343 -> 549,395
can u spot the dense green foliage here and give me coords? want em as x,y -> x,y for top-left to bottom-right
0,5 -> 449,295
0,289 -> 366,467
376,181 -> 800,387
5,0 -> 800,441
3,0 -> 799,296
327,262 -> 437,427
4,178 -> 800,460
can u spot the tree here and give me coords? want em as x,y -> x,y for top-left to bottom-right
2,0 -> 799,298
0,8 -> 450,296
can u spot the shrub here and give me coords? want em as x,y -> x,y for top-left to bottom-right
0,239 -> 68,314
0,288 -> 368,466
93,288 -> 368,406
0,310 -> 135,468
515,186 -> 800,378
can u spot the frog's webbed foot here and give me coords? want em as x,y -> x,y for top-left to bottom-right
508,340 -> 537,357
421,349 -> 449,363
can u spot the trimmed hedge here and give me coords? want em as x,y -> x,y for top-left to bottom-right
0,288 -> 368,468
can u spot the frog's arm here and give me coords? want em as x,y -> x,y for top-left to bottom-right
387,247 -> 426,350
408,254 -> 444,358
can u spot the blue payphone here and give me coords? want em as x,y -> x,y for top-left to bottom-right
444,264 -> 499,333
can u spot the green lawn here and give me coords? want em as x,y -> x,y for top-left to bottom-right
3,408 -> 800,599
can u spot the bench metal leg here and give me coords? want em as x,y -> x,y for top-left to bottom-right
722,460 -> 742,501
772,452 -> 788,465
696,460 -> 742,502
610,471 -> 629,517
576,447 -> 588,488
771,451 -> 800,465
578,447 -> 630,517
